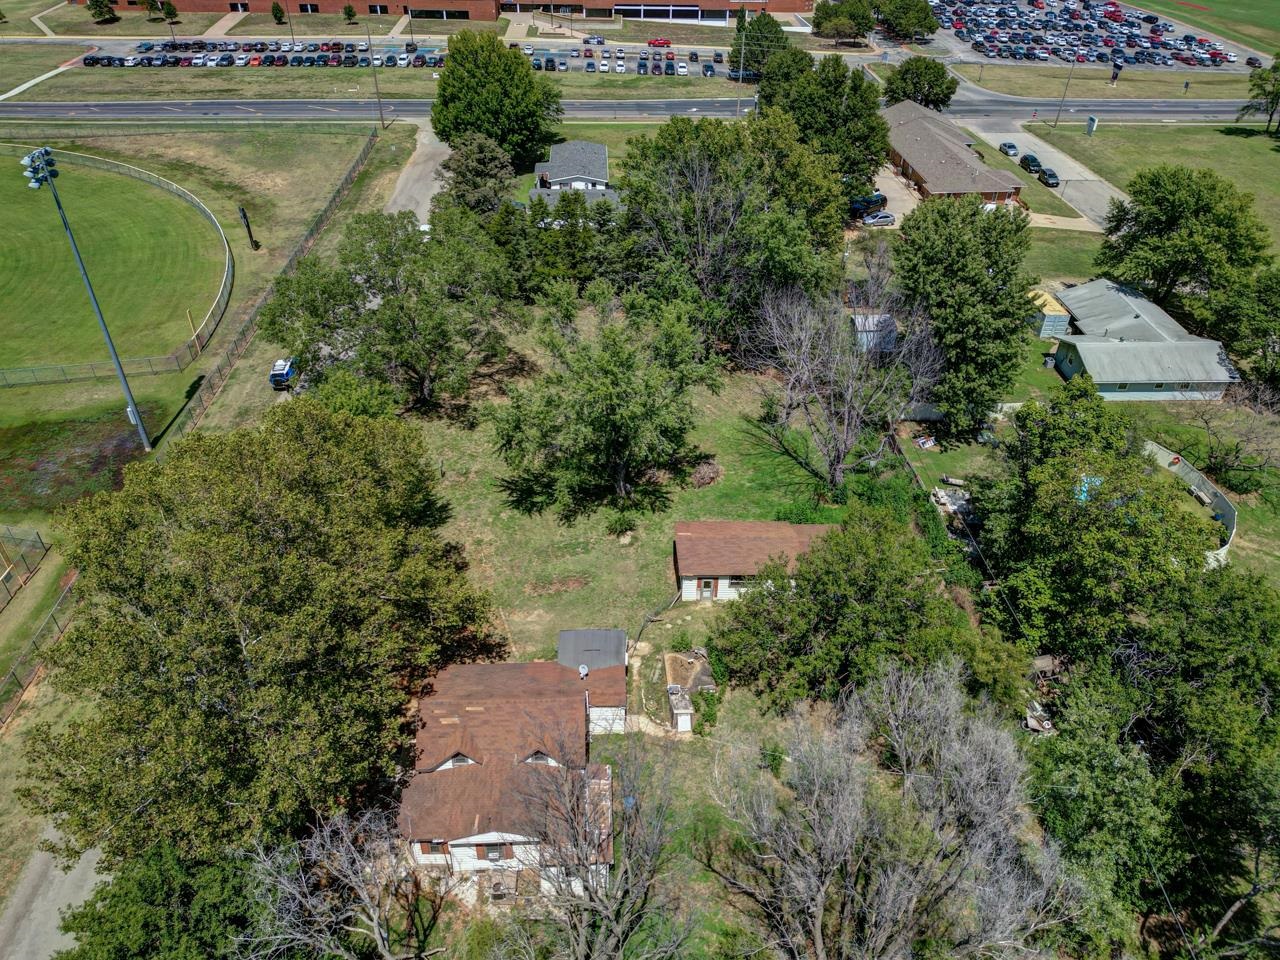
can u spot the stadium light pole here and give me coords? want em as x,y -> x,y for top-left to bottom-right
20,148 -> 151,452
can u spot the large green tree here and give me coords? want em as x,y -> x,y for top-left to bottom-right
618,112 -> 844,346
1096,164 -> 1272,308
709,504 -> 985,708
432,30 -> 562,167
437,130 -> 515,216
894,195 -> 1035,433
1238,52 -> 1280,134
729,11 -> 788,75
882,55 -> 959,110
55,845 -> 253,960
20,402 -> 495,864
876,0 -> 939,37
260,207 -> 514,415
757,50 -> 889,200
493,293 -> 720,521
810,0 -> 873,42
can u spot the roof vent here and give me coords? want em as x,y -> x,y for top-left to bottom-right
579,664 -> 589,680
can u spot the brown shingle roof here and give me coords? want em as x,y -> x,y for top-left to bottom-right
881,100 -> 1023,197
398,661 -> 624,842
673,521 -> 837,578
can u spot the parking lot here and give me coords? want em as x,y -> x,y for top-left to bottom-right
921,0 -> 1260,73
521,37 -> 728,78
81,38 -> 450,70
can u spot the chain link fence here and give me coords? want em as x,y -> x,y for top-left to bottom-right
0,575 -> 76,728
0,527 -> 51,618
0,141 -> 235,388
159,126 -> 380,449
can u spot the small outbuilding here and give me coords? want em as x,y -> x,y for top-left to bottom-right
673,520 -> 837,601
1027,289 -> 1071,338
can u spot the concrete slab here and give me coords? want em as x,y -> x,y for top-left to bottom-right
873,165 -> 919,227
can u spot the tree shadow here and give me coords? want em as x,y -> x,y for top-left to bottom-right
149,374 -> 206,446
1216,124 -> 1268,139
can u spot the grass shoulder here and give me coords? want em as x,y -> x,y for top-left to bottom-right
953,63 -> 1250,100
0,43 -> 84,91
963,128 -> 1078,218
35,6 -> 223,36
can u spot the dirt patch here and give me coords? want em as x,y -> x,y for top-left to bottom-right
690,458 -> 723,489
0,404 -> 158,514
525,575 -> 589,597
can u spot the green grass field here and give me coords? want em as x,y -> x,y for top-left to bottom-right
0,43 -> 84,91
34,5 -> 223,36
964,129 -> 1079,218
0,0 -> 64,35
23,61 -> 739,100
1134,0 -> 1280,54
0,164 -> 224,365
1026,227 -> 1102,281
1033,123 -> 1280,251
953,63 -> 1250,99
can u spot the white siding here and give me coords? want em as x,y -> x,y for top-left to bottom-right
680,576 -> 698,602
589,706 -> 625,736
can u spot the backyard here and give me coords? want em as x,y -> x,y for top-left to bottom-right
1026,227 -> 1102,282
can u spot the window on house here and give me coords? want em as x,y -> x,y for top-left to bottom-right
229,2 -> 249,9
485,844 -> 504,861
1116,383 -> 1129,391
1153,383 -> 1165,390
728,577 -> 747,590
369,3 -> 388,11
526,751 -> 556,765
421,841 -> 446,854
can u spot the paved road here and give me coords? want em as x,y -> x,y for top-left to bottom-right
0,832 -> 102,960
0,93 -> 1249,122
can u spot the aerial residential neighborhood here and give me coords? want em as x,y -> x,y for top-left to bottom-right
0,0 -> 1278,958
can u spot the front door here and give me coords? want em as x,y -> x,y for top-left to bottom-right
699,578 -> 714,601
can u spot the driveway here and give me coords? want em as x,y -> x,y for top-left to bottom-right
874,165 -> 919,227
0,832 -> 102,960
965,118 -> 1127,227
383,121 -> 450,223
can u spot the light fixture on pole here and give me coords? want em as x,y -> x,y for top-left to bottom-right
1052,55 -> 1077,128
21,148 -> 152,452
367,22 -> 387,128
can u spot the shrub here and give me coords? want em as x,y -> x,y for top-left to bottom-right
759,741 -> 785,778
692,690 -> 719,735
604,510 -> 637,537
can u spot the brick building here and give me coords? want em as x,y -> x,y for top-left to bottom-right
77,0 -> 808,23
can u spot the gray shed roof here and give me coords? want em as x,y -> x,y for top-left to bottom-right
1055,279 -> 1194,342
880,100 -> 1023,197
557,629 -> 627,671
528,187 -> 620,208
534,140 -> 609,186
1059,336 -> 1239,385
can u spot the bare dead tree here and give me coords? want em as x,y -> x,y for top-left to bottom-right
746,244 -> 941,493
500,735 -> 691,960
702,662 -> 1078,960
238,808 -> 452,960
1180,382 -> 1280,486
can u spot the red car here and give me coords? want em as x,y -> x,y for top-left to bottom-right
647,37 -> 671,47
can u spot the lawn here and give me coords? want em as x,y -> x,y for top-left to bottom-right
0,0 -> 67,35
1026,227 -> 1103,282
1133,0 -> 1280,54
964,128 -> 1079,218
953,63 -> 1250,99
0,163 -> 225,366
35,5 -> 223,36
1033,123 -> 1280,251
24,61 -> 739,100
0,42 -> 83,91
1008,335 -> 1065,403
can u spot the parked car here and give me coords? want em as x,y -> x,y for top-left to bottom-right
522,44 -> 533,54
689,50 -> 699,61
1038,167 -> 1061,187
850,191 -> 887,216
404,41 -> 418,52
650,61 -> 662,74
585,60 -> 597,72
647,37 -> 672,46
713,50 -> 724,63
862,211 -> 896,227
269,359 -> 297,390
1020,152 -> 1043,173
558,58 -> 569,71
676,61 -> 688,75
615,62 -> 626,72
1246,55 -> 1263,67
583,35 -> 605,44
999,141 -> 1018,156
702,63 -> 715,76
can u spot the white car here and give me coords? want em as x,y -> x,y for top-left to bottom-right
601,49 -> 610,59
235,54 -> 250,66
124,55 -> 139,66
397,53 -> 410,66
191,54 -> 205,66
676,61 -> 687,75
1226,51 -> 1237,62
205,55 -> 220,66
522,44 -> 533,54
357,40 -> 369,51
614,61 -> 625,72
372,55 -> 383,66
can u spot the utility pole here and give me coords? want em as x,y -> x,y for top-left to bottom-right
21,149 -> 151,452
1052,55 -> 1076,128
367,22 -> 386,128
285,2 -> 296,47
734,19 -> 747,117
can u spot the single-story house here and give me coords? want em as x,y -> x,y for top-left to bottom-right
880,100 -> 1023,203
1053,279 -> 1239,401
530,140 -> 620,209
673,520 -> 837,601
398,661 -> 618,891
1027,289 -> 1071,338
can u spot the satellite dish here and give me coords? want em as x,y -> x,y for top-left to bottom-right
578,664 -> 589,680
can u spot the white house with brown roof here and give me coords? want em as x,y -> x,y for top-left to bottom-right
398,661 -> 620,896
673,520 -> 837,601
